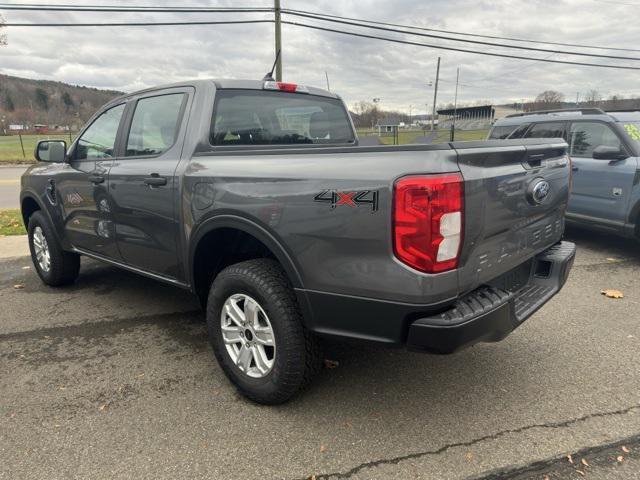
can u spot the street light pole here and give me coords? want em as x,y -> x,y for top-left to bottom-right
274,0 -> 282,81
431,56 -> 440,131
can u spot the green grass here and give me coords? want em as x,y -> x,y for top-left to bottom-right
0,209 -> 26,236
0,133 -> 75,164
357,128 -> 490,145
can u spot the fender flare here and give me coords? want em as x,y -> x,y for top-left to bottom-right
187,214 -> 304,290
19,190 -> 70,248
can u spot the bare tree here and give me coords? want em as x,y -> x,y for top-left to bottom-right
534,90 -> 565,110
0,14 -> 7,46
584,89 -> 602,106
608,94 -> 624,110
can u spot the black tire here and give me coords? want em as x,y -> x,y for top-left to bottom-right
206,259 -> 322,405
28,211 -> 80,286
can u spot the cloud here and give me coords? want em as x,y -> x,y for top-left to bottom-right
1,0 -> 638,113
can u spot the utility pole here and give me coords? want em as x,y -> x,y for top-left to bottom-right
274,0 -> 282,81
431,56 -> 440,131
325,71 -> 330,91
575,92 -> 580,107
451,67 -> 460,141
408,104 -> 412,125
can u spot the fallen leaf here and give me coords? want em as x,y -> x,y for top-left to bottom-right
622,446 -> 630,453
13,284 -> 24,289
99,404 -> 107,411
617,455 -> 624,462
309,476 -> 316,480
21,266 -> 30,270
543,475 -> 550,480
465,452 -> 473,461
576,469 -> 585,476
606,257 -> 618,262
320,444 -> 326,453
581,458 -> 589,467
601,289 -> 624,299
567,454 -> 574,464
323,359 -> 339,369
137,373 -> 145,378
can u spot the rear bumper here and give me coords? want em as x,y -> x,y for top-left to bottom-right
406,241 -> 576,353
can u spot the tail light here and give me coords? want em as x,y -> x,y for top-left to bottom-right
263,81 -> 309,93
393,173 -> 464,273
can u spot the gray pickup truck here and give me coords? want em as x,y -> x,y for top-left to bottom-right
21,79 -> 575,404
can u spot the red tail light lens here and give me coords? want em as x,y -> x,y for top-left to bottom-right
263,81 -> 309,93
393,173 -> 464,273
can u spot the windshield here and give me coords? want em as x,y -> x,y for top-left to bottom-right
621,122 -> 640,144
211,89 -> 354,146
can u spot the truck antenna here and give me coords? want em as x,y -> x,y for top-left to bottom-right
262,49 -> 281,81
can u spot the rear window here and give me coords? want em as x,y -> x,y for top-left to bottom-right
488,125 -> 517,139
210,89 -> 354,146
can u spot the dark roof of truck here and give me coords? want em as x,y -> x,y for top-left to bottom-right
109,78 -> 340,104
493,109 -> 640,127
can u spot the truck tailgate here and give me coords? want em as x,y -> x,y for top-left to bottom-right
454,139 -> 570,295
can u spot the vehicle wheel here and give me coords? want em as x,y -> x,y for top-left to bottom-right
28,211 -> 80,286
206,259 -> 322,405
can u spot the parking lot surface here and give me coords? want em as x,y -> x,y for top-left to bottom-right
1,227 -> 639,479
0,166 -> 27,209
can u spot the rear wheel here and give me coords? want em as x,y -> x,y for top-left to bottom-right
28,211 -> 80,286
206,259 -> 321,404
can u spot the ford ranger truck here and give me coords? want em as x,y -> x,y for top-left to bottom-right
21,79 -> 576,404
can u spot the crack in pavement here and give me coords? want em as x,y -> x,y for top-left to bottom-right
296,403 -> 640,480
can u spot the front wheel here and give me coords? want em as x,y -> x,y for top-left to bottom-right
28,211 -> 80,286
206,259 -> 321,404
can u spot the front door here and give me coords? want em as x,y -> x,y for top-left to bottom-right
567,121 -> 635,228
57,103 -> 126,258
107,90 -> 190,280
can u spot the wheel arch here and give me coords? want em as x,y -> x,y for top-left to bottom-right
188,214 -> 304,301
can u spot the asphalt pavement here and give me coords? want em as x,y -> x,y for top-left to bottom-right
1,227 -> 639,479
0,166 -> 27,209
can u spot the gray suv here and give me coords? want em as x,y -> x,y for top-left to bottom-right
489,108 -> 640,240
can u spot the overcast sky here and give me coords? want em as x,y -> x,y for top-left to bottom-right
1,0 -> 639,114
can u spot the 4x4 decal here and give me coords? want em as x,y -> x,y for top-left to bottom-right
314,189 -> 379,212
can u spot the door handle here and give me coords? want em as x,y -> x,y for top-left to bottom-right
144,174 -> 167,186
88,174 -> 105,184
571,166 -> 579,172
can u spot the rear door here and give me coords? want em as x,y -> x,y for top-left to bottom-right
566,120 -> 635,227
454,139 -> 570,294
107,88 -> 191,279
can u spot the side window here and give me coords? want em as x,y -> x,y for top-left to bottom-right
488,125 -> 516,139
507,123 -> 531,139
76,104 -> 125,160
569,122 -> 622,158
126,93 -> 185,157
523,122 -> 566,139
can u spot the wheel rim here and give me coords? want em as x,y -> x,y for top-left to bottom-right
32,226 -> 51,273
220,294 -> 276,378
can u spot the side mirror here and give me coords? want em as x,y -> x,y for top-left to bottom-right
592,145 -> 628,161
34,140 -> 67,163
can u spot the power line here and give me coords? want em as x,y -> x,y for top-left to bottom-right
282,8 -> 640,53
281,21 -> 640,71
3,3 -> 638,54
0,4 -> 273,12
280,10 -> 640,61
3,4 -> 640,70
3,19 -> 273,27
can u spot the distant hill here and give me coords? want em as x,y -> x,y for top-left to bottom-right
0,74 -> 123,131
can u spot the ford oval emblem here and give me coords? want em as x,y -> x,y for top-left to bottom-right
531,180 -> 551,204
